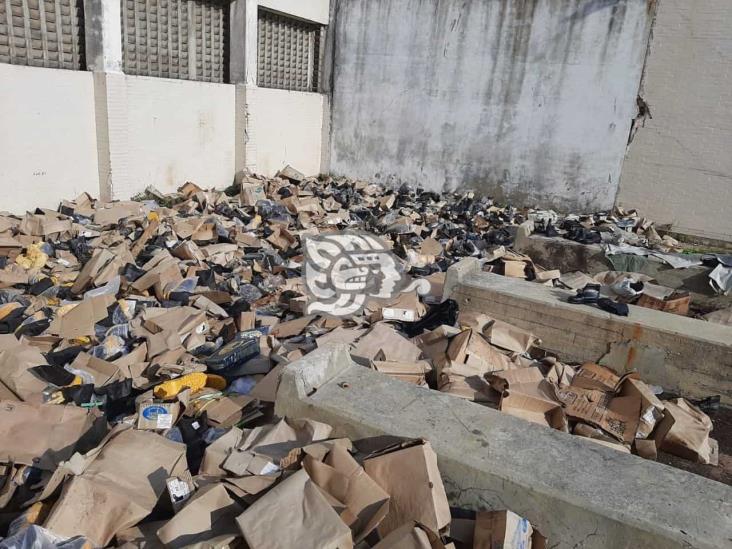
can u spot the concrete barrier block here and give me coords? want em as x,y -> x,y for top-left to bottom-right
444,259 -> 732,403
274,345 -> 732,549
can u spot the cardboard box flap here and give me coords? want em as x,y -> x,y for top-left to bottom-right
364,441 -> 450,537
304,444 -> 390,542
236,469 -> 353,549
44,429 -> 188,547
0,401 -> 100,470
156,483 -> 243,549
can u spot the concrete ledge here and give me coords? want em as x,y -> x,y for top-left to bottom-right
275,345 -> 732,549
444,259 -> 732,403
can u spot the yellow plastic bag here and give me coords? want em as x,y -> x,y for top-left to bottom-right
153,372 -> 227,399
15,243 -> 48,270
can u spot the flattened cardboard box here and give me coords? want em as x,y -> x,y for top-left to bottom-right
304,444 -> 390,542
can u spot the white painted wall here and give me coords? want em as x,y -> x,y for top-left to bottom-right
246,86 -> 325,177
0,64 -> 99,212
258,0 -> 329,24
618,0 -> 732,242
113,75 -> 236,198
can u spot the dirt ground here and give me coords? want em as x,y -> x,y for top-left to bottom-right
658,405 -> 732,486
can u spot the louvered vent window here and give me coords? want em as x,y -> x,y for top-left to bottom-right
121,0 -> 227,83
0,0 -> 85,69
257,8 -> 323,93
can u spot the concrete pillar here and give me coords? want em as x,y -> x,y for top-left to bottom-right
229,0 -> 258,86
83,0 -> 123,73
84,0 -> 126,201
230,0 -> 258,173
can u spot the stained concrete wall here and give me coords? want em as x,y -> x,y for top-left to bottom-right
618,0 -> 732,242
0,64 -> 99,212
329,0 -> 654,212
245,86 -> 327,177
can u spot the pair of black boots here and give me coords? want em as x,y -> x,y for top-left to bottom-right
568,284 -> 629,316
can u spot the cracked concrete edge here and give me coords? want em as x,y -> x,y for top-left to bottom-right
274,343 -> 353,418
443,256 -> 481,301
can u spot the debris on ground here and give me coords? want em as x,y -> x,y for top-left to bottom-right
0,169 -> 726,545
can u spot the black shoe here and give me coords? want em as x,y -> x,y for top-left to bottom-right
545,221 -> 559,238
597,298 -> 629,316
569,284 -> 601,304
691,395 -> 721,412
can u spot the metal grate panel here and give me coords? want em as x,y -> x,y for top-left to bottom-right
257,8 -> 323,93
0,0 -> 85,70
121,0 -> 225,82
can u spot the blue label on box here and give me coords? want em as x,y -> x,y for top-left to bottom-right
142,405 -> 168,420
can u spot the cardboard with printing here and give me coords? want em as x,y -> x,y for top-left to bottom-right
137,401 -> 179,430
473,510 -> 533,549
619,378 -> 665,439
554,386 -> 641,444
571,362 -> 637,393
166,472 -> 195,512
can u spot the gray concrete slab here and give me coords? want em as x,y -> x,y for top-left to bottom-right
275,345 -> 732,549
444,259 -> 732,404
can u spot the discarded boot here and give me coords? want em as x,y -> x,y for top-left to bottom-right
597,297 -> 629,316
691,395 -> 721,412
568,284 -> 601,304
400,299 -> 459,337
544,221 -> 559,238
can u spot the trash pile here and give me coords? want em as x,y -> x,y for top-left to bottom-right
0,416 -> 546,548
521,208 -> 732,319
0,168 -> 723,546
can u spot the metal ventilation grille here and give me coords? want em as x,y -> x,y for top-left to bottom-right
257,8 -> 323,93
121,0 -> 226,83
0,0 -> 85,69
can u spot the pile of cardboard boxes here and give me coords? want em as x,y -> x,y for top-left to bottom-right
0,169 -> 722,547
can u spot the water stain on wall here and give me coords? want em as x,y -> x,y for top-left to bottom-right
330,0 -> 654,211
